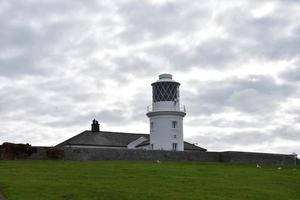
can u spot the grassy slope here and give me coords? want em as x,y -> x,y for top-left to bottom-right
0,160 -> 299,200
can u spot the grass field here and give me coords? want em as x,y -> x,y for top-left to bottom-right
0,160 -> 299,200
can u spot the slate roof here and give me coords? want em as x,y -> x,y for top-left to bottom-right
183,142 -> 207,151
56,130 -> 206,151
56,131 -> 148,147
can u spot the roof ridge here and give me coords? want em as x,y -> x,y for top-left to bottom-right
99,130 -> 149,135
56,130 -> 91,147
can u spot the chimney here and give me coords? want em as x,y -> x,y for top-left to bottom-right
91,119 -> 100,132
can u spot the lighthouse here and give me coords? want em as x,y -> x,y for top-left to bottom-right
146,74 -> 186,151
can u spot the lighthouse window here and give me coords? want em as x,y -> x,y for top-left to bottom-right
150,122 -> 154,131
152,82 -> 179,102
172,143 -> 177,151
172,121 -> 177,128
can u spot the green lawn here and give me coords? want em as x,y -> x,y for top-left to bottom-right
0,160 -> 299,200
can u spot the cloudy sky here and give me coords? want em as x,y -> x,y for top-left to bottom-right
1,0 -> 300,155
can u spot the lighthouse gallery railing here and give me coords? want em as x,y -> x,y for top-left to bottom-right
147,104 -> 186,113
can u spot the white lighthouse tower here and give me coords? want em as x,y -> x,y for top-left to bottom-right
146,74 -> 186,151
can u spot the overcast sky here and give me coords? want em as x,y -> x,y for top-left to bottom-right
0,0 -> 300,155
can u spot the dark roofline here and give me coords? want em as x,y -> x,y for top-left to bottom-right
62,143 -> 127,148
56,130 -> 149,147
99,130 -> 148,135
56,130 -> 88,147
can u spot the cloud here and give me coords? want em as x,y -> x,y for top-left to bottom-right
187,130 -> 272,152
218,3 -> 300,61
280,66 -> 300,83
118,1 -> 211,43
273,126 -> 300,141
188,125 -> 300,153
0,0 -> 299,155
144,38 -> 237,70
228,88 -> 277,113
184,75 -> 294,115
113,55 -> 161,78
0,0 -> 115,78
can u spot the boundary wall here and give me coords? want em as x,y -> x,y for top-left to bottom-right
28,147 -> 297,165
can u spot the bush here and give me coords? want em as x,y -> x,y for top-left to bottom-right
46,148 -> 64,159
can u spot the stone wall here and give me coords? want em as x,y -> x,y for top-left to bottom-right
63,148 -> 221,162
220,151 -> 296,165
28,147 -> 297,165
28,146 -> 49,160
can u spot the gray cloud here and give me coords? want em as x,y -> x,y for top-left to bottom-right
217,4 -> 300,61
118,1 -> 211,43
113,55 -> 161,78
43,109 -> 127,128
186,131 -> 270,152
0,0 -> 112,78
0,0 -> 299,155
184,75 -> 295,115
189,125 -> 300,153
144,38 -> 237,70
280,66 -> 300,83
186,117 -> 267,129
273,126 -> 300,141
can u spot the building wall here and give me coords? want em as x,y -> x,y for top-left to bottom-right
150,115 -> 184,151
29,147 -> 297,165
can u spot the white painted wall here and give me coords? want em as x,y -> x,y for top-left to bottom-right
149,114 -> 184,151
151,101 -> 180,112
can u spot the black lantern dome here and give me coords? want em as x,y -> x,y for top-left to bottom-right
151,74 -> 180,103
